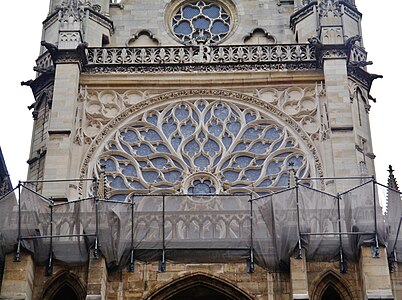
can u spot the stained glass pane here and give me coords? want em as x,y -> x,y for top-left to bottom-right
195,155 -> 209,170
203,5 -> 220,18
193,17 -> 210,30
182,6 -> 199,18
174,21 -> 192,35
211,20 -> 229,34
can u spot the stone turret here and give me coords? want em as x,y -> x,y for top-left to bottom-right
291,0 -> 362,45
42,0 -> 113,52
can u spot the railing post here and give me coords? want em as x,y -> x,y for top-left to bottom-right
295,180 -> 302,259
45,198 -> 54,276
14,182 -> 22,262
93,177 -> 99,259
372,178 -> 380,257
337,193 -> 347,273
247,194 -> 255,273
159,195 -> 166,272
128,195 -> 135,272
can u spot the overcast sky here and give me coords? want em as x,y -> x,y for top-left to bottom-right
0,1 -> 400,192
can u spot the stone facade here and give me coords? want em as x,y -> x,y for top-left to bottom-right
1,0 -> 402,299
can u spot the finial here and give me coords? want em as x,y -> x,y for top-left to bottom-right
387,165 -> 400,191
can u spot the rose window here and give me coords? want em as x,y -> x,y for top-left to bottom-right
95,99 -> 311,201
171,1 -> 231,44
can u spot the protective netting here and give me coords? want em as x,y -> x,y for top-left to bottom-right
0,180 -> 399,272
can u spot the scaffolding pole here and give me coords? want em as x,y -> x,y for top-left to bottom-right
337,193 -> 346,273
159,195 -> 166,272
372,179 -> 380,257
128,195 -> 135,272
46,199 -> 54,276
295,181 -> 302,259
247,194 -> 254,273
93,178 -> 99,259
14,183 -> 22,262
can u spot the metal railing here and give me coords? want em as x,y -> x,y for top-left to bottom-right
1,176 -> 396,276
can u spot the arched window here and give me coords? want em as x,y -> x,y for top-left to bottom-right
50,284 -> 80,300
312,271 -> 354,300
42,272 -> 86,300
321,285 -> 342,300
146,273 -> 252,300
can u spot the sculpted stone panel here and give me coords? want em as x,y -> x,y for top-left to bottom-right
254,85 -> 325,141
74,87 -> 149,145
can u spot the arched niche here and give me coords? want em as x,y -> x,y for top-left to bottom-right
42,271 -> 86,300
127,30 -> 159,47
312,271 -> 355,300
244,28 -> 276,45
146,273 -> 253,300
321,285 -> 343,300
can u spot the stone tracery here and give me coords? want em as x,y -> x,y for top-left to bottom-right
92,98 -> 313,200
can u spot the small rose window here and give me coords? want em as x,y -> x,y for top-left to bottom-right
172,1 -> 231,44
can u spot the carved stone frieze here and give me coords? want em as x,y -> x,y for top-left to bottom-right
84,62 -> 319,74
86,44 -> 317,66
78,89 -> 324,194
321,48 -> 347,60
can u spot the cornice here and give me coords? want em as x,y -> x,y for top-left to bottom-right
290,2 -> 317,31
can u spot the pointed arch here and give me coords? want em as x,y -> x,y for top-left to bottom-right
146,272 -> 254,300
42,271 -> 86,300
244,28 -> 276,45
311,271 -> 355,300
127,30 -> 160,47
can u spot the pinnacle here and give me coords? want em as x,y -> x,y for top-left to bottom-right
388,165 -> 400,191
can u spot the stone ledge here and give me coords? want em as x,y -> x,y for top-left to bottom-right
366,289 -> 394,299
293,293 -> 309,299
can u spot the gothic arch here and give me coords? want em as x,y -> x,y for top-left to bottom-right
127,30 -> 160,47
311,271 -> 355,300
42,271 -> 86,300
146,272 -> 254,300
244,28 -> 276,45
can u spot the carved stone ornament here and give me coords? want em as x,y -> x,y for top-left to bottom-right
78,89 -> 324,196
58,0 -> 85,25
319,0 -> 342,18
86,44 -> 316,66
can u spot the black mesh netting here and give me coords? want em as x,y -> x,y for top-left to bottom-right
0,181 -> 396,271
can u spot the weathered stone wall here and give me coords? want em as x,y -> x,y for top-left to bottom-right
2,247 -> 402,299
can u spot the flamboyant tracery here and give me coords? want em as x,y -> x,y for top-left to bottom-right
94,99 -> 311,200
